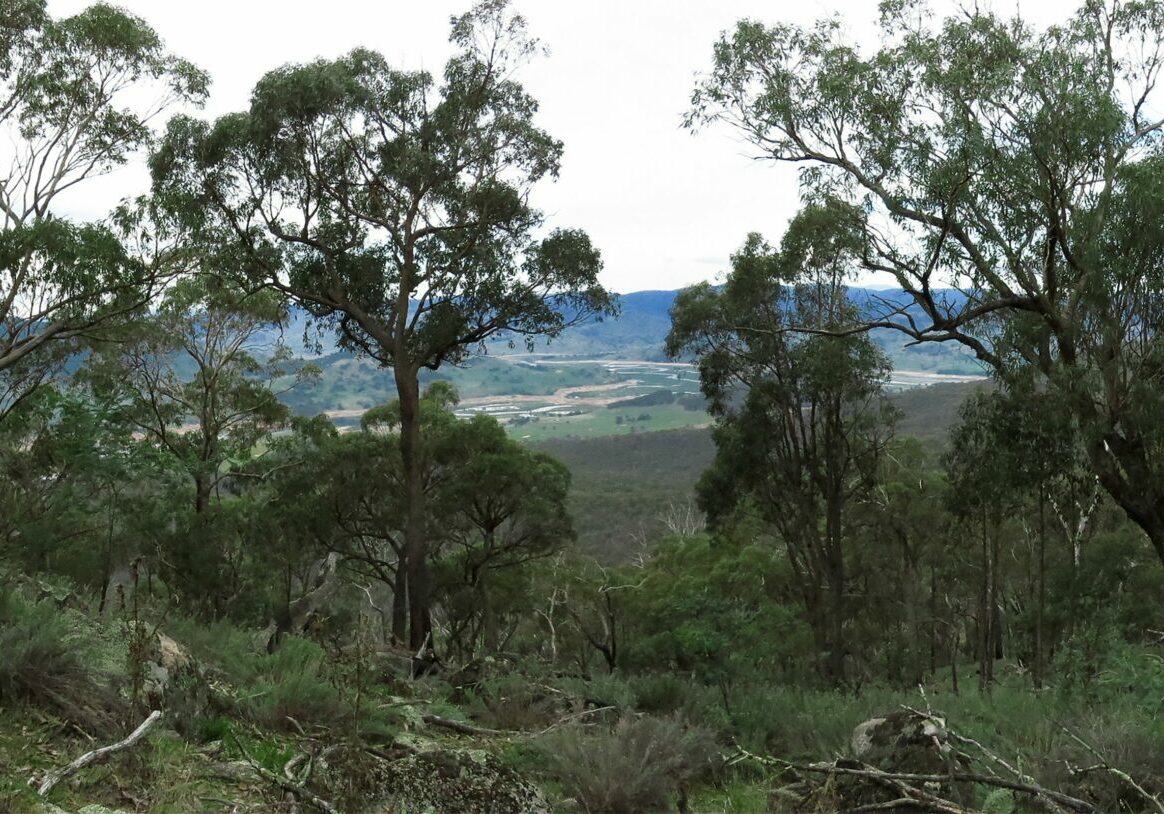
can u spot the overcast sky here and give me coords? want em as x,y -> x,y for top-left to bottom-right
48,0 -> 1066,294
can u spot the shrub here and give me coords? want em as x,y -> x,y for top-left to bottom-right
0,588 -> 127,736
539,715 -> 717,812
163,616 -> 264,684
467,674 -> 561,731
631,673 -> 691,714
245,637 -> 346,731
0,589 -> 93,703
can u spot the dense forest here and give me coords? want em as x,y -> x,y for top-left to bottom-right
4,0 -> 1164,812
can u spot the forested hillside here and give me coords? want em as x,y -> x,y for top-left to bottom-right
4,1 -> 1164,813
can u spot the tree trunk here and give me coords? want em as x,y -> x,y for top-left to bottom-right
1035,491 -> 1046,690
928,564 -> 937,678
481,571 -> 499,654
990,515 -> 1003,668
194,474 -> 211,515
1089,434 -> 1164,565
394,366 -> 432,654
978,509 -> 992,692
391,563 -> 408,646
824,494 -> 847,686
950,623 -> 959,696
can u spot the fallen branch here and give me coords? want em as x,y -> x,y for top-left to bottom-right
752,746 -> 982,814
230,735 -> 340,814
1058,723 -> 1164,814
901,704 -> 1071,814
36,709 -> 163,796
532,705 -> 617,737
730,748 -> 1094,814
422,713 -> 503,736
783,759 -> 1094,813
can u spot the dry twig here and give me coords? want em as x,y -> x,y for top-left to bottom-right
731,747 -> 1095,814
36,709 -> 164,796
1058,723 -> 1164,814
422,713 -> 503,736
230,734 -> 340,814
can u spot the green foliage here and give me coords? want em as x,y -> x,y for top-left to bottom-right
981,789 -> 1016,814
242,738 -> 295,775
194,715 -> 233,744
0,0 -> 207,409
690,0 -> 1164,560
668,216 -> 897,686
538,715 -> 717,813
0,588 -> 93,705
245,638 -> 346,731
162,618 -> 349,732
623,534 -> 814,691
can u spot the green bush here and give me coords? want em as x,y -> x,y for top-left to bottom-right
631,673 -> 691,714
163,616 -> 265,683
245,637 -> 346,731
539,715 -> 717,812
0,589 -> 93,704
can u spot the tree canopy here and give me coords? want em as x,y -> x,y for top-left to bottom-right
0,0 -> 207,414
689,0 -> 1164,561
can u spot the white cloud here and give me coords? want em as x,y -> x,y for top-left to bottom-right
46,0 -> 1069,293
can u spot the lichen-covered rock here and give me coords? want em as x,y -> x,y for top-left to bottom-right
850,708 -> 962,775
834,709 -> 973,808
369,748 -> 549,814
136,628 -> 228,735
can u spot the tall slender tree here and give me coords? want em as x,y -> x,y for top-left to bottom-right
80,277 -> 311,616
668,203 -> 896,684
151,0 -> 615,648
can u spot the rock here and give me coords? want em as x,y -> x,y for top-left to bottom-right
850,709 -> 963,776
135,628 -> 226,734
369,748 -> 549,814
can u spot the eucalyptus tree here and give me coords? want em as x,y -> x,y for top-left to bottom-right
436,414 -> 573,656
266,384 -> 463,644
150,0 -> 615,650
0,0 -> 207,414
944,385 -> 1090,687
81,277 -> 310,616
667,203 -> 897,685
83,277 -> 303,515
0,387 -> 139,586
266,383 -> 573,655
689,0 -> 1164,562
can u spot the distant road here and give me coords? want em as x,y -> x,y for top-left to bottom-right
321,359 -> 986,423
888,370 -> 987,387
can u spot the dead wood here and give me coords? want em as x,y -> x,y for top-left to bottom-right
36,709 -> 163,795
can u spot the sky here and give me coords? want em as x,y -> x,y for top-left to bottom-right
47,0 -> 1066,294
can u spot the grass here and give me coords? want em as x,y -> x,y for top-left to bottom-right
3,591 -> 1164,814
512,403 -> 710,443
